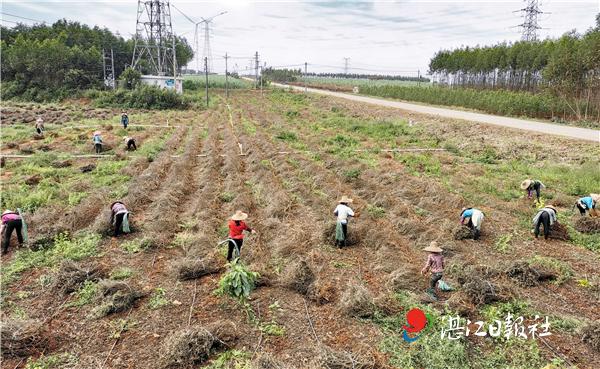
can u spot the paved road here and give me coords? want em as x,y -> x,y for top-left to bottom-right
272,82 -> 600,143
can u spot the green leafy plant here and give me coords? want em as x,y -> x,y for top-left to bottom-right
494,234 -> 512,253
343,168 -> 361,180
67,280 -> 98,307
216,260 -> 260,302
148,288 -> 169,310
120,238 -> 152,254
367,204 -> 386,218
110,267 -> 134,280
219,192 -> 235,203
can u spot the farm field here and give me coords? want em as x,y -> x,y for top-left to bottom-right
297,77 -> 424,91
183,74 -> 253,89
1,89 -> 599,368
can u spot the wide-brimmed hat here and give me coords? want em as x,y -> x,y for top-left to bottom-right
2,210 -> 13,216
36,117 -> 43,122
123,136 -> 130,142
93,131 -> 101,136
338,196 -> 353,203
110,201 -> 124,209
231,210 -> 248,221
423,241 -> 443,253
520,179 -> 532,190
591,194 -> 600,202
545,205 -> 557,212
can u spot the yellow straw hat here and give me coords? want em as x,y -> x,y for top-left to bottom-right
520,179 -> 532,190
338,195 -> 353,203
231,210 -> 248,221
423,241 -> 443,253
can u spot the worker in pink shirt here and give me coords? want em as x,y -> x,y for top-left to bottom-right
421,241 -> 445,299
1,210 -> 24,254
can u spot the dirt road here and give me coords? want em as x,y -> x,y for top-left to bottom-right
272,82 -> 600,143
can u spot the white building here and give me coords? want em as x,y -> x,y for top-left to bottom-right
140,75 -> 183,94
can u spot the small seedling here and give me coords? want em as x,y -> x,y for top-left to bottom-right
148,287 -> 169,310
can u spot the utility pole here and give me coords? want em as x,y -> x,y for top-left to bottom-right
260,66 -> 263,96
418,69 -> 421,87
304,62 -> 308,93
110,49 -> 115,89
343,57 -> 350,75
204,57 -> 209,108
254,51 -> 259,89
224,53 -> 229,99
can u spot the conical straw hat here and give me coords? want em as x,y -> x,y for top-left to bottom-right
423,241 -> 443,253
338,195 -> 353,203
231,210 -> 248,221
520,179 -> 532,190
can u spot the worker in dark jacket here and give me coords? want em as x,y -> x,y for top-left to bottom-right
227,210 -> 256,261
532,205 -> 557,240
123,136 -> 137,151
110,201 -> 130,237
521,179 -> 545,202
93,131 -> 103,154
1,210 -> 24,254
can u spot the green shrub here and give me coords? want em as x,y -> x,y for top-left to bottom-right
276,131 -> 298,141
343,168 -> 361,180
121,238 -> 152,254
93,85 -> 190,110
110,267 -> 134,280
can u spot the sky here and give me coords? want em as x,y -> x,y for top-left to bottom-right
2,0 -> 599,76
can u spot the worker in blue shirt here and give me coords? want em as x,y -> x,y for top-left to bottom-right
576,194 -> 598,216
460,207 -> 485,240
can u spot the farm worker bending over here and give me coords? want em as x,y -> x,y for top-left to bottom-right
93,131 -> 103,154
532,205 -> 557,240
121,112 -> 129,129
123,136 -> 137,151
110,201 -> 130,237
576,194 -> 598,217
521,179 -> 545,202
35,117 -> 45,135
1,210 -> 25,254
334,196 -> 355,248
421,241 -> 445,299
227,210 -> 256,262
460,207 -> 485,240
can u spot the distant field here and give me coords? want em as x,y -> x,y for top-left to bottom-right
300,77 -> 425,88
183,74 -> 252,89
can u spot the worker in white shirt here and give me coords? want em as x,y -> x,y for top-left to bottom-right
334,196 -> 355,248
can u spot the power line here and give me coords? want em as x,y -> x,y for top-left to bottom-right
515,0 -> 545,41
0,12 -> 45,23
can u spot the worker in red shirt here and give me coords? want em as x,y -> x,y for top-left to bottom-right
2,210 -> 24,254
227,210 -> 256,262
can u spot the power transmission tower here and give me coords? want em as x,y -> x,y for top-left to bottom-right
204,57 -> 209,107
343,57 -> 350,75
516,0 -> 543,41
102,49 -> 116,89
131,0 -> 177,76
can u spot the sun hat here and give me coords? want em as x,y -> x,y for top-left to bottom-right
591,194 -> 600,202
93,131 -> 101,136
231,210 -> 248,221
545,205 -> 557,212
520,179 -> 532,190
2,210 -> 13,216
423,241 -> 443,253
338,195 -> 353,203
110,201 -> 124,209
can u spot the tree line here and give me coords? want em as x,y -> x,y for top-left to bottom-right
261,67 -> 428,83
1,20 -> 194,101
429,14 -> 600,120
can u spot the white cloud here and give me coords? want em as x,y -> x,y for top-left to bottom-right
2,0 -> 598,75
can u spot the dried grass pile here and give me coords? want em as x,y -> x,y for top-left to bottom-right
53,260 -> 104,294
581,321 -> 600,352
175,257 -> 221,281
282,259 -> 315,295
339,283 -> 375,318
0,319 -> 46,358
251,353 -> 290,369
505,261 -> 556,287
454,265 -> 510,306
25,174 -> 42,185
161,321 -> 238,368
308,278 -> 338,305
160,326 -> 214,367
387,268 -> 421,292
453,225 -> 473,240
574,217 -> 600,234
93,280 -> 145,317
548,222 -> 570,241
313,345 -> 374,369
80,164 -> 96,173
51,159 -> 72,168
